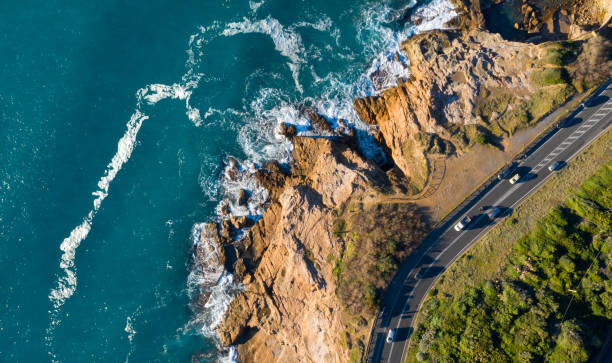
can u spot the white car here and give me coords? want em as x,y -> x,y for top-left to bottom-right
386,328 -> 397,343
454,216 -> 472,231
509,173 -> 521,184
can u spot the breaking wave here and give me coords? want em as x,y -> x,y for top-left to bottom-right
185,1 -> 458,361
222,16 -> 306,93
48,0 -> 458,361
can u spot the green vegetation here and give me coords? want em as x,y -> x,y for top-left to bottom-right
403,139 -> 429,190
411,129 -> 612,315
256,306 -> 271,320
332,203 -> 428,315
472,41 -> 585,141
541,46 -> 567,67
450,124 -> 493,148
530,68 -> 569,87
527,84 -> 575,121
477,93 -> 512,121
540,41 -> 579,68
340,328 -> 366,363
411,161 -> 612,362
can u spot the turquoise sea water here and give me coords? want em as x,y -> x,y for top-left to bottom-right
0,0 -> 455,361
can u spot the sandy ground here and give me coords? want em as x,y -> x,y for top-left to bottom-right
414,94 -> 581,221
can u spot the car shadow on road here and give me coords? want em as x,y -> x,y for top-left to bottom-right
417,265 -> 444,279
559,116 -> 583,128
465,213 -> 488,229
395,326 -> 414,343
585,94 -> 610,107
511,166 -> 536,184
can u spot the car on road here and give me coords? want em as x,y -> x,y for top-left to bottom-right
497,163 -> 518,180
509,173 -> 521,184
380,305 -> 388,319
487,207 -> 502,219
386,328 -> 397,343
454,216 -> 472,231
548,161 -> 562,171
416,267 -> 428,279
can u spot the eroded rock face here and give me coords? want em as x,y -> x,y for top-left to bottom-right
211,0 -> 612,361
355,29 -> 537,182
215,136 -> 386,363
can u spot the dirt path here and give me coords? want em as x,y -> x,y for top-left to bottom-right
363,88 -> 592,221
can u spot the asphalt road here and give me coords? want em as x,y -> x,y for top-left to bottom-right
368,80 -> 612,363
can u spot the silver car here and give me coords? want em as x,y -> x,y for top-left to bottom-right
386,328 -> 397,343
454,216 -> 472,231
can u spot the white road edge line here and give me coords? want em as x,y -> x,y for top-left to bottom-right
391,99 -> 612,363
397,118 -> 612,363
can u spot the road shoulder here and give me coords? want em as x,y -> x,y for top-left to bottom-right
403,126 -> 612,362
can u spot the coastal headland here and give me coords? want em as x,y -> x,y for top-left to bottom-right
198,0 -> 612,361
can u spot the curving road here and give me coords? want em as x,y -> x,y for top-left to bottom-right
367,80 -> 612,363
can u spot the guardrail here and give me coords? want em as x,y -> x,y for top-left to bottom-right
362,310 -> 382,363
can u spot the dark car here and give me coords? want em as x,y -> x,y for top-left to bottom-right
548,161 -> 562,171
380,305 -> 389,319
416,267 -> 429,279
498,163 -> 518,180
487,207 -> 502,219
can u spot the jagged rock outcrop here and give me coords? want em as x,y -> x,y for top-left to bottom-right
353,0 -> 612,186
211,0 -> 612,361
215,136 -> 388,362
354,29 -> 538,183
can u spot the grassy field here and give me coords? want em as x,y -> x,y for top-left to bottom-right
405,126 -> 612,362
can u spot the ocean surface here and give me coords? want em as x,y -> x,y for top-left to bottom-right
0,0 -> 455,361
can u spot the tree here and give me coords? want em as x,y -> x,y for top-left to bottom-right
548,321 -> 588,363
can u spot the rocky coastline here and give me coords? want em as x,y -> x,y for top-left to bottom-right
197,0 -> 612,361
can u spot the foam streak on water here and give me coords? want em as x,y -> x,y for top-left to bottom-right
47,28 -> 206,353
43,1 -> 458,361
49,110 -> 148,310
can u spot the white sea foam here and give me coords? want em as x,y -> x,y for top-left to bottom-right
125,316 -> 136,343
411,0 -> 458,33
218,346 -> 239,363
293,16 -> 333,32
139,77 -> 204,126
190,223 -> 225,288
187,224 -> 243,362
249,0 -> 264,13
222,16 -> 305,93
202,273 -> 243,335
49,109 -> 148,309
49,25 -> 206,317
220,161 -> 270,217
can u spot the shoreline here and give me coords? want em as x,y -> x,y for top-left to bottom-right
189,1 -> 465,360
191,0 -> 612,361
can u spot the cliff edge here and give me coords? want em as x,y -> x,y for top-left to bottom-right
207,0 -> 612,361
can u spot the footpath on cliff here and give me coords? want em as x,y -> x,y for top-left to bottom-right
196,0 -> 612,362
